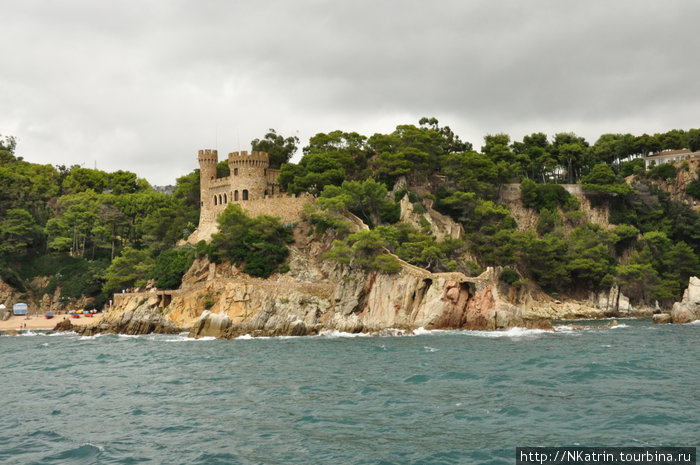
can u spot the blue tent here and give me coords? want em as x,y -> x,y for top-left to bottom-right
13,303 -> 28,316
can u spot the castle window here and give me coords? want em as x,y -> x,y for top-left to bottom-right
264,190 -> 268,197
213,195 -> 217,205
234,190 -> 238,201
264,169 -> 267,176
234,168 -> 238,176
224,193 -> 227,203
219,194 -> 223,205
242,189 -> 248,201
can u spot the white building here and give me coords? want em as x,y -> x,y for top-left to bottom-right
644,148 -> 699,169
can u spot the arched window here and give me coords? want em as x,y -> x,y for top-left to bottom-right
234,190 -> 238,201
218,194 -> 222,205
213,195 -> 217,205
223,193 -> 227,203
264,169 -> 267,176
264,190 -> 268,197
234,168 -> 238,176
242,189 -> 248,201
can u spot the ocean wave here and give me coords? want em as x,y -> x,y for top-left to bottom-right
318,329 -> 372,338
19,330 -> 45,337
686,319 -> 700,325
466,327 -> 552,338
412,327 -> 447,336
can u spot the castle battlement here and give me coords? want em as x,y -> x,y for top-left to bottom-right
197,149 -> 218,165
228,150 -> 269,166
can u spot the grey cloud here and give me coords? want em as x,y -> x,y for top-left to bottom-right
1,1 -> 699,184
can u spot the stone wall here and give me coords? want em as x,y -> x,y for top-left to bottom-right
237,194 -> 313,223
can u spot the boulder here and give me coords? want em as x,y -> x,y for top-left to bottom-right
653,314 -> 672,324
670,276 -> 700,324
52,318 -> 75,332
188,311 -> 232,338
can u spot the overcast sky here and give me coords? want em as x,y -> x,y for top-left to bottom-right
2,1 -> 699,185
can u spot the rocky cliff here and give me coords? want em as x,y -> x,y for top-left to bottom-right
79,216 -> 568,339
639,158 -> 700,210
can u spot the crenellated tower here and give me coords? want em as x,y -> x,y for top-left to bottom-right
198,149 -> 219,226
227,150 -> 270,201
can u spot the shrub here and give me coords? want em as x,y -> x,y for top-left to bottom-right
149,247 -> 195,290
685,179 -> 700,200
647,163 -> 676,180
499,268 -> 519,285
207,204 -> 294,278
521,179 -> 578,212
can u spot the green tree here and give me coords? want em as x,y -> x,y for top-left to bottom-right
324,229 -> 401,273
0,209 -> 41,259
103,247 -> 154,295
318,178 -> 399,227
207,204 -> 294,278
551,132 -> 589,183
149,247 -> 196,289
62,167 -> 108,194
442,151 -> 498,198
251,128 -> 300,169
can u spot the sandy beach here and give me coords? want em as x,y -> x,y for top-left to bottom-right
0,314 -> 102,331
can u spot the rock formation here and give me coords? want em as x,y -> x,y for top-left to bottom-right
77,302 -> 181,336
670,276 -> 700,324
52,318 -> 75,332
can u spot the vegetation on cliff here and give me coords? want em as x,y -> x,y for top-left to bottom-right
1,122 -> 699,311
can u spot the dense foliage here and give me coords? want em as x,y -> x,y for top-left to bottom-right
1,122 -> 699,310
207,204 -> 294,278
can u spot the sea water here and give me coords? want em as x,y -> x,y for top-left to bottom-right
0,319 -> 697,464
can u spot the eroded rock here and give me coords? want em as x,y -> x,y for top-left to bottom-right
670,276 -> 700,324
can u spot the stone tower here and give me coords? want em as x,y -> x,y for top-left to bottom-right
227,150 -> 271,201
197,149 -> 219,227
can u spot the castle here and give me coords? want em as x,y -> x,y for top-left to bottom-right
189,148 -> 311,243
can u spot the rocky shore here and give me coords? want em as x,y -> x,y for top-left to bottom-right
60,247 -> 671,340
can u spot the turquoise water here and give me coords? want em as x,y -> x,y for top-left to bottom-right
1,319 -> 698,464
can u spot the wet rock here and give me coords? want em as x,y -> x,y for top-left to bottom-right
52,318 -> 74,332
653,314 -> 672,324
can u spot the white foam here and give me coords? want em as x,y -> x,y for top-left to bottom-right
48,331 -> 77,337
553,325 -> 577,333
81,442 -> 105,452
423,346 -> 439,352
686,319 -> 700,325
466,327 -> 551,338
608,323 -> 628,330
412,327 -> 447,336
236,334 -> 253,339
318,329 -> 371,338
19,330 -> 43,337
